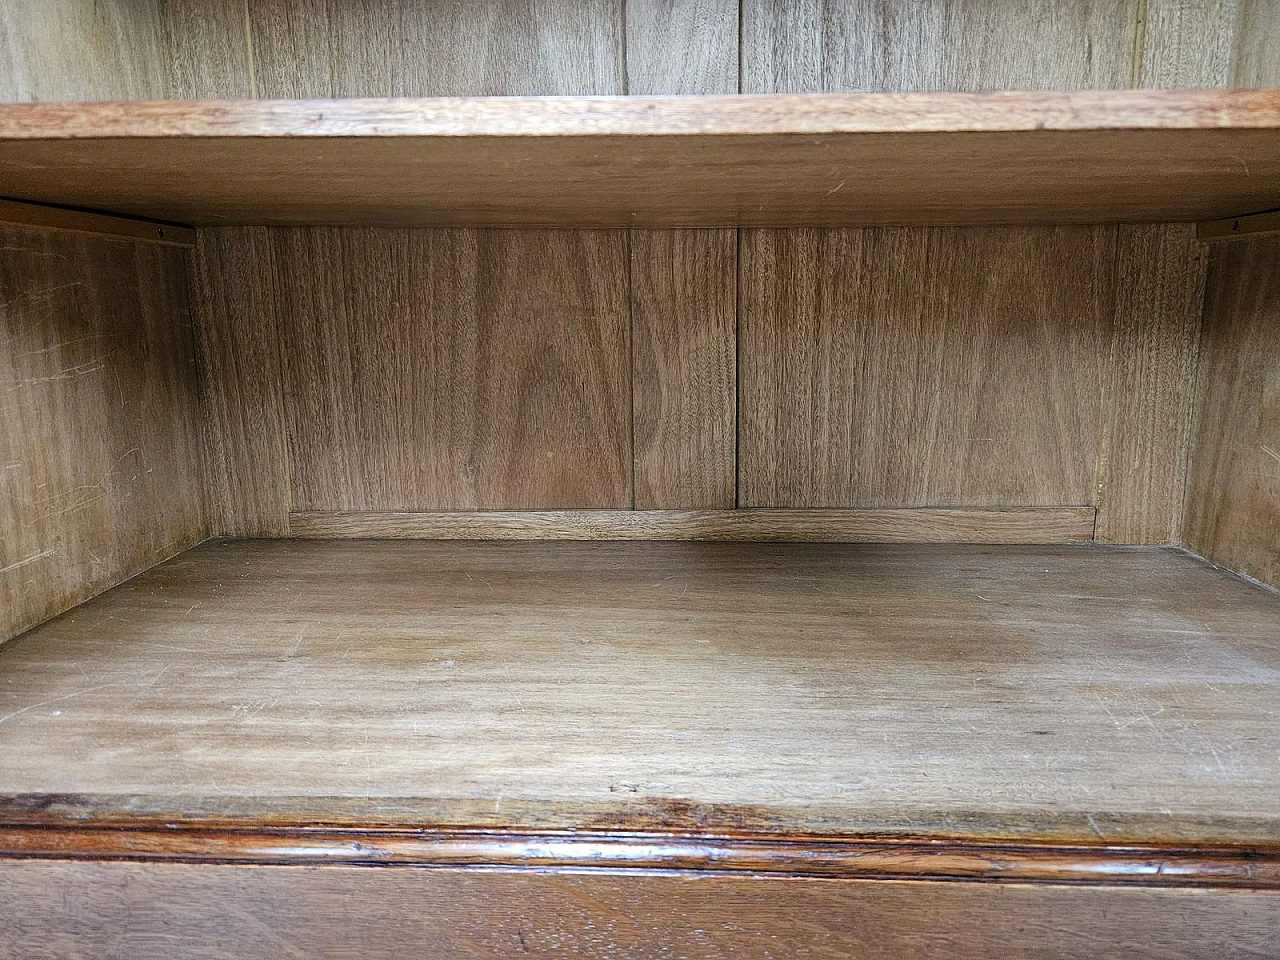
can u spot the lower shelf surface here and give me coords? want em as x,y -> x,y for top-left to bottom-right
2,540 -> 1279,865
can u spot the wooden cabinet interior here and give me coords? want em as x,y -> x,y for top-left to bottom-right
1,1 -> 1279,956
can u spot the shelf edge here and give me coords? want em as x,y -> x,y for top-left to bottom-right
2,90 -> 1279,141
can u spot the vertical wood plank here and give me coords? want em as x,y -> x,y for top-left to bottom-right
1138,0 -> 1236,88
275,229 -> 632,511
0,0 -> 167,101
625,0 -> 738,95
738,227 -> 1113,509
0,228 -> 205,641
1096,225 -> 1207,544
631,230 -> 737,509
1186,237 -> 1280,588
740,0 -> 1135,93
193,228 -> 291,536
1230,0 -> 1280,86
247,0 -> 624,98
625,1 -> 738,510
156,0 -> 256,98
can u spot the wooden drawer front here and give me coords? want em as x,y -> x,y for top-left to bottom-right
2,862 -> 1276,959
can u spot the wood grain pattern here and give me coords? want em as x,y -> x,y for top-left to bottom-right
1095,224 -> 1207,544
1138,0 -> 1239,88
0,0 -> 167,102
739,227 -> 1112,508
631,230 -> 736,509
741,0 -> 1278,95
8,0 -> 1274,108
273,228 -> 631,511
287,508 -> 1096,542
155,0 -> 256,99
1,92 -> 1278,228
0,198 -> 194,247
626,0 -> 738,95
1231,0 -> 1280,86
623,4 -> 739,508
3,539 -> 1280,841
0,225 -> 205,642
1138,0 -> 1280,88
192,228 -> 290,536
741,0 -> 1136,93
3,821 -> 1279,889
3,862 -> 1280,959
247,0 -> 623,98
1186,237 -> 1280,588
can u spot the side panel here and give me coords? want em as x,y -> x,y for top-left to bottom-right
1186,237 -> 1280,588
0,225 -> 205,641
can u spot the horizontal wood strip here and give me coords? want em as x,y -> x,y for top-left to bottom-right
1198,209 -> 1280,242
287,508 -> 1098,542
1,93 -> 1278,228
1,823 -> 1278,889
6,862 -> 1278,960
0,198 -> 194,246
4,90 -> 1280,139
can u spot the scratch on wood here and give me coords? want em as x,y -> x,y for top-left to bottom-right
0,681 -> 123,726
0,548 -> 56,575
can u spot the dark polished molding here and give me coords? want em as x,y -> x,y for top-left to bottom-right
4,817 -> 1279,889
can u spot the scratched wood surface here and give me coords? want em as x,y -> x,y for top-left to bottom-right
0,225 -> 205,642
3,862 -> 1279,960
2,540 -> 1279,840
1186,237 -> 1280,589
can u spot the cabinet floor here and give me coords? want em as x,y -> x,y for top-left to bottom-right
2,539 -> 1278,844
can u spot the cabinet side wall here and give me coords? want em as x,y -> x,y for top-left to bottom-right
0,226 -> 206,642
1186,237 -> 1280,589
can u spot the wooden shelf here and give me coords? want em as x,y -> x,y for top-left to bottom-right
1,90 -> 1278,227
3,538 -> 1280,875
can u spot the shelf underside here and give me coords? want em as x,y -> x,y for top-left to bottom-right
1,90 -> 1278,227
2,539 -> 1279,849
